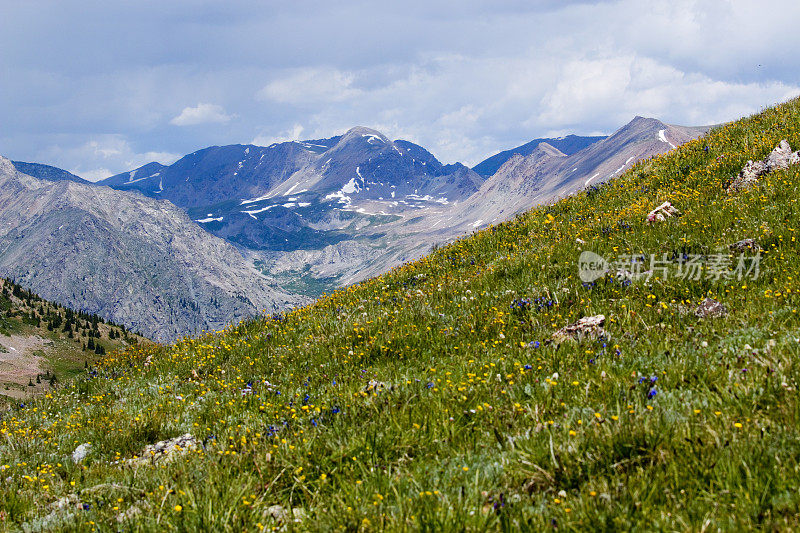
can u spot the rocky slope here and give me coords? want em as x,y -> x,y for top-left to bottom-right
0,157 -> 306,341
451,117 -> 711,227
471,133 -> 606,177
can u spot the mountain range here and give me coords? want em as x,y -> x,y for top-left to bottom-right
0,157 -> 305,342
5,96 -> 796,531
98,127 -> 485,252
94,117 -> 707,290
5,115 -> 710,338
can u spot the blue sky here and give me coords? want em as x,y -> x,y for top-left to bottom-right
1,0 -> 799,180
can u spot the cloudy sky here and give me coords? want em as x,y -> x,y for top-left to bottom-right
2,0 -> 799,180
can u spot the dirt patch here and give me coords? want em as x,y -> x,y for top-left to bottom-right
0,334 -> 49,396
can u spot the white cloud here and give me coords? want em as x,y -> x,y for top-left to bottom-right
258,68 -> 362,105
36,135 -> 181,181
78,167 -> 114,182
271,49 -> 799,165
535,54 -> 800,130
251,124 -> 306,146
3,0 -> 800,170
170,103 -> 234,126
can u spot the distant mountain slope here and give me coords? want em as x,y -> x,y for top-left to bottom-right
0,156 -> 306,342
99,143 -> 318,209
10,161 -> 90,184
454,117 -> 711,228
472,134 -> 606,177
100,127 -> 485,211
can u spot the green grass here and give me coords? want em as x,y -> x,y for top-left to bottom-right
2,98 -> 800,531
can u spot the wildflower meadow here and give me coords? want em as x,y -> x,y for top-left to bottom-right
2,98 -> 800,530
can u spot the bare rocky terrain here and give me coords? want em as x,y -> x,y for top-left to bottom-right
0,157 -> 307,342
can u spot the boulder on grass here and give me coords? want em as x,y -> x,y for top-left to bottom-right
728,140 -> 800,193
552,315 -> 606,343
127,433 -> 198,466
694,298 -> 728,319
646,202 -> 680,223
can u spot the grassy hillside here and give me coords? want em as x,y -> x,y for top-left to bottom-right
2,98 -> 800,531
0,278 -> 147,402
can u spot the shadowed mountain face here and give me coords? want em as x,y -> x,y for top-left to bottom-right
0,157 -> 307,342
99,129 -> 483,211
11,161 -> 90,184
471,134 -> 607,177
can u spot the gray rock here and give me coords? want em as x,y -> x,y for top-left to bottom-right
729,238 -> 761,253
552,315 -> 606,342
694,298 -> 728,318
116,501 -> 151,523
127,433 -> 198,466
766,140 -> 795,172
728,140 -> 800,193
646,201 -> 680,223
263,505 -> 306,524
24,494 -> 80,532
50,494 -> 79,510
71,443 -> 92,464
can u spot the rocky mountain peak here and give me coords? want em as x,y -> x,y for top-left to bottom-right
530,142 -> 568,158
621,116 -> 669,134
332,127 -> 392,151
0,155 -> 17,176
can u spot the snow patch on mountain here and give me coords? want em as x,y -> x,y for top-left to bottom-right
658,129 -> 677,149
241,194 -> 272,205
362,134 -> 385,145
242,205 -> 277,215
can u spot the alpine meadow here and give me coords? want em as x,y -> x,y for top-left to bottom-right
3,96 -> 800,531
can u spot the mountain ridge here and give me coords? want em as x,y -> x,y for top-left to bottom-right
0,156 -> 307,341
31,117 -> 709,300
10,161 -> 91,184
471,133 -> 607,176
